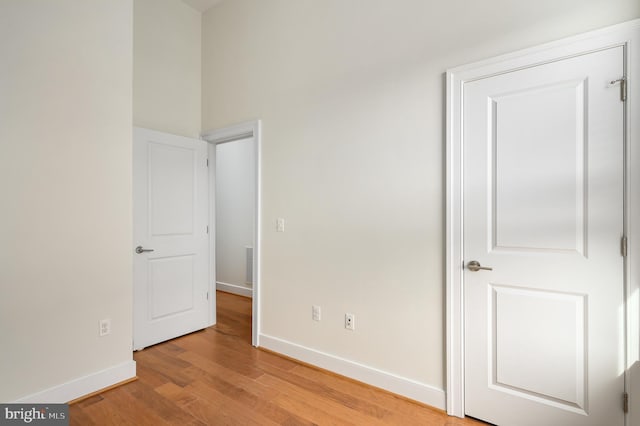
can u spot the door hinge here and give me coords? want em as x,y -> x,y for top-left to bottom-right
621,236 -> 628,257
206,291 -> 209,300
206,158 -> 209,167
206,225 -> 209,234
610,77 -> 627,102
623,392 -> 629,413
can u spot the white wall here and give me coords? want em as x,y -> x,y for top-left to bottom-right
202,0 -> 640,400
215,138 -> 256,293
134,0 -> 201,138
0,1 -> 133,401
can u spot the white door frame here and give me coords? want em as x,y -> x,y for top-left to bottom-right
202,120 -> 262,347
445,19 -> 640,421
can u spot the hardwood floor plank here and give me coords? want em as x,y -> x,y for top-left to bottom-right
178,337 -> 265,379
102,384 -> 174,426
133,362 -> 171,389
258,362 -> 390,420
184,379 -> 279,426
288,363 -> 455,425
269,391 -> 359,426
70,291 -> 484,425
73,394 -> 104,409
134,349 -> 195,387
265,375 -> 382,426
119,379 -> 203,426
253,346 -> 301,371
178,351 -> 278,401
185,374 -> 312,426
154,382 -> 200,408
79,396 -> 142,426
69,401 -> 97,426
181,395 -> 255,426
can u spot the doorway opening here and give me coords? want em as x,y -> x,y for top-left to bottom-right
202,120 -> 261,347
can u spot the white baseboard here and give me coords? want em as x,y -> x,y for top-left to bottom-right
14,360 -> 136,403
259,334 -> 446,410
217,281 -> 252,298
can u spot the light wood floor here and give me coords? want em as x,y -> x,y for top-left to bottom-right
70,291 -> 483,425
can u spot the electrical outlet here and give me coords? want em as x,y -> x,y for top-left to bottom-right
345,313 -> 355,331
276,218 -> 285,232
312,305 -> 321,321
99,319 -> 111,337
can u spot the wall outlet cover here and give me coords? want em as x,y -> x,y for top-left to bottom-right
99,319 -> 111,337
312,305 -> 321,321
345,313 -> 355,330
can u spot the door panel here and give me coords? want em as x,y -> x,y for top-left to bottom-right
463,47 -> 624,425
149,255 -> 195,319
149,143 -> 196,236
492,80 -> 586,253
491,285 -> 586,410
133,127 -> 209,350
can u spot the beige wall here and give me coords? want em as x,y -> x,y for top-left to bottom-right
0,1 -> 133,401
202,0 -> 640,391
134,0 -> 201,138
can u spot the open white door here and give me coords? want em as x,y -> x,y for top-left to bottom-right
133,127 -> 210,350
461,46 -> 625,425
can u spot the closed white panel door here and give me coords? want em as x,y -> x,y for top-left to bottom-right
464,47 -> 624,425
133,127 -> 209,350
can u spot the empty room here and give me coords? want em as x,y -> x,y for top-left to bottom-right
2,0 -> 640,425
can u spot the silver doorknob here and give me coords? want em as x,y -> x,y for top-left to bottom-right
135,246 -> 154,254
467,260 -> 492,271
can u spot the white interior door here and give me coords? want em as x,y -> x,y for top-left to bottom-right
463,47 -> 625,425
133,127 -> 210,350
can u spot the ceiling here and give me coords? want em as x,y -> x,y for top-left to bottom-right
181,0 -> 223,13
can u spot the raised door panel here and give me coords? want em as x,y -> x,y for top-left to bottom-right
148,255 -> 195,320
149,143 -> 196,237
491,285 -> 586,412
491,80 -> 586,254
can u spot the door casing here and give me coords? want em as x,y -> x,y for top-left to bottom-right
445,19 -> 640,421
202,120 -> 262,347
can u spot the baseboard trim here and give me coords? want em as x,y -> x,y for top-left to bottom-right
217,281 -> 252,298
259,334 -> 446,410
13,360 -> 136,404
